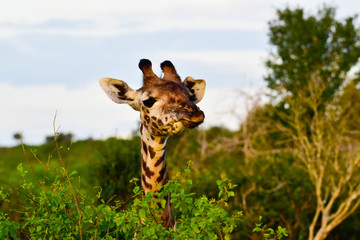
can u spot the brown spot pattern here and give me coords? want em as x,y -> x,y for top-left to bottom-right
154,153 -> 165,167
156,167 -> 166,183
142,175 -> 152,190
152,122 -> 159,129
140,124 -> 143,134
144,115 -> 150,123
142,159 -> 155,178
142,141 -> 148,155
148,146 -> 156,159
159,138 -> 166,144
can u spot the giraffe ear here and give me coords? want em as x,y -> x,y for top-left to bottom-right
99,78 -> 141,111
183,77 -> 206,104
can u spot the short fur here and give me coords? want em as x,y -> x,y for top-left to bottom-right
99,59 -> 206,229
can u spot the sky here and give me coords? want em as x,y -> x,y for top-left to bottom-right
1,0 -> 359,146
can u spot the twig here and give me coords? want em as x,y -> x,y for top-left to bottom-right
20,136 -> 45,191
52,113 -> 83,240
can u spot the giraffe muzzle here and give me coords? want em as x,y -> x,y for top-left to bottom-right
180,110 -> 205,128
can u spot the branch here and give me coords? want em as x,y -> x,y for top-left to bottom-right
20,136 -> 46,191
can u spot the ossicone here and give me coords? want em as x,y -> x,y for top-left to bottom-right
139,59 -> 156,77
160,60 -> 181,83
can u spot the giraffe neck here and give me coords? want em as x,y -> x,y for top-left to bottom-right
140,124 -> 174,229
140,123 -> 169,194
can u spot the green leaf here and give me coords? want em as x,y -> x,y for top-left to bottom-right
218,190 -> 223,198
161,199 -> 167,209
253,226 -> 262,232
133,186 -> 140,194
70,170 -> 78,176
190,222 -> 200,233
139,209 -> 146,218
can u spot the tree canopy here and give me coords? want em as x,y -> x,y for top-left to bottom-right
266,6 -> 360,105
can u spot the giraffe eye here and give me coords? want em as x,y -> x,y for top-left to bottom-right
143,97 -> 157,108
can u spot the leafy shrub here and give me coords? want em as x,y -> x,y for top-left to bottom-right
0,189 -> 20,239
93,137 -> 141,201
0,128 -> 287,239
12,157 -> 244,239
253,216 -> 288,240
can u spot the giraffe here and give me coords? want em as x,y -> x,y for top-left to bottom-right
99,59 -> 206,229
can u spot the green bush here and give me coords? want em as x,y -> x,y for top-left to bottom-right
0,189 -> 20,239
10,160 -> 243,239
93,137 -> 141,201
0,135 -> 287,239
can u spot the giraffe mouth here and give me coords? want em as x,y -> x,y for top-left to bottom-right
180,109 -> 205,128
181,120 -> 202,128
180,115 -> 204,128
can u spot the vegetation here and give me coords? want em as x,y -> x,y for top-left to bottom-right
264,5 -> 360,240
1,4 -> 360,240
0,131 -> 274,239
266,5 -> 360,104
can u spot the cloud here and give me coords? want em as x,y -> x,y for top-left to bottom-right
1,0 -> 359,38
0,80 -> 262,146
2,0 -> 359,146
0,0 -> 276,38
0,29 -> 268,91
160,50 -> 268,84
0,81 -> 139,146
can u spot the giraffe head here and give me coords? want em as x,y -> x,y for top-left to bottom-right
99,59 -> 206,136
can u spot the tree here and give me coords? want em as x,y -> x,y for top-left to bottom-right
45,132 -> 73,144
261,5 -> 360,240
283,77 -> 360,240
13,132 -> 22,143
266,6 -> 360,107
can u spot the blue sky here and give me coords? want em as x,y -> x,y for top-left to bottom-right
1,0 -> 359,146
